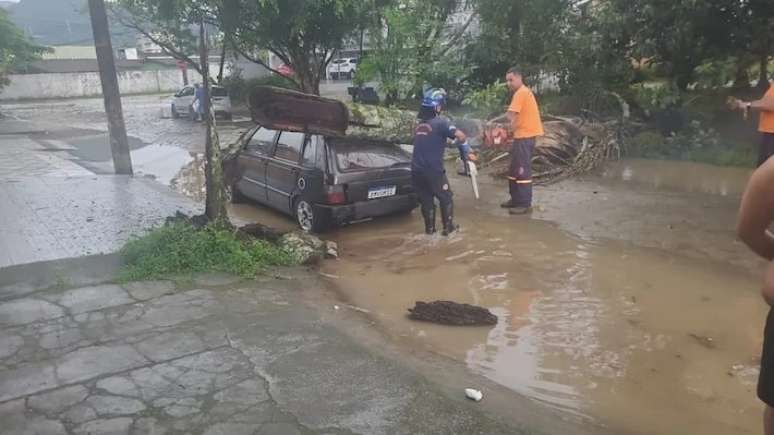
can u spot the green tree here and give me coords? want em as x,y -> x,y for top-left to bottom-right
467,0 -> 632,99
741,0 -> 774,89
228,0 -> 367,95
113,1 -> 223,81
467,0 -> 568,87
0,9 -> 47,91
601,0 -> 768,92
364,0 -> 474,104
115,0 -> 228,221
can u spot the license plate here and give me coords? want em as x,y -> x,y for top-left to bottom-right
368,186 -> 396,199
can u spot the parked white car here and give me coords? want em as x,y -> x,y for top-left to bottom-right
327,58 -> 358,80
171,85 -> 233,120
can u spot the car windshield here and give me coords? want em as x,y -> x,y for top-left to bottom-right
211,87 -> 228,97
332,139 -> 411,172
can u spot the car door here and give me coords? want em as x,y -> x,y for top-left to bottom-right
174,86 -> 194,114
266,131 -> 306,213
298,135 -> 327,204
235,126 -> 278,203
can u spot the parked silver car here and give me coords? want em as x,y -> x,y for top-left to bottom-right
171,85 -> 233,120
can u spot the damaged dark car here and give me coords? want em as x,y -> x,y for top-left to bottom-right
225,87 -> 417,233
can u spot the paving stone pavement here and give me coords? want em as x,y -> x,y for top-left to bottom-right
0,272 -> 533,435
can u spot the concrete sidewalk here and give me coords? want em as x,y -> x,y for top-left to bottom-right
0,260 -> 533,435
0,124 -> 198,269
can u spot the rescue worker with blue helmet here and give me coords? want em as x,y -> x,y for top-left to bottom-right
412,88 -> 466,235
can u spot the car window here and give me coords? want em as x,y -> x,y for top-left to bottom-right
332,139 -> 411,172
212,87 -> 228,97
274,131 -> 305,163
302,135 -> 326,170
246,127 -> 277,155
179,87 -> 194,97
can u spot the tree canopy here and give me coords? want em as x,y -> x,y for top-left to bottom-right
0,8 -> 48,90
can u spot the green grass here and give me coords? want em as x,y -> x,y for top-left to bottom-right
118,222 -> 296,282
626,129 -> 755,167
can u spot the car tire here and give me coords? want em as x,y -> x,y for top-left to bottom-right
295,198 -> 329,233
230,183 -> 248,204
171,104 -> 179,118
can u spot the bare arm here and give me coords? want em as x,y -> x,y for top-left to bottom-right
763,261 -> 774,306
737,158 -> 774,260
750,96 -> 774,112
729,95 -> 774,113
506,111 -> 518,128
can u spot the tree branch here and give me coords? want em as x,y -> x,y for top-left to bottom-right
217,40 -> 227,84
112,9 -> 204,76
230,42 -> 301,88
437,11 -> 478,57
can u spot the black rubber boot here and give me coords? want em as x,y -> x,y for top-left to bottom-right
422,207 -> 436,235
440,203 -> 458,236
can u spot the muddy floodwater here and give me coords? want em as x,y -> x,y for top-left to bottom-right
4,96 -> 766,433
80,123 -> 766,434
318,158 -> 766,435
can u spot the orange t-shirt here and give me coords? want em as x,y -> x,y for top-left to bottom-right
508,86 -> 544,139
760,83 -> 774,134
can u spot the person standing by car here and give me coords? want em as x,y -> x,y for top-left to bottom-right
729,77 -> 774,166
501,67 -> 544,214
192,83 -> 206,122
412,88 -> 466,236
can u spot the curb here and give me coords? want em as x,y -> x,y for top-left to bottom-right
0,253 -> 124,292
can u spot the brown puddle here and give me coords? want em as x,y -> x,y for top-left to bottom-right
320,160 -> 765,435
601,158 -> 752,197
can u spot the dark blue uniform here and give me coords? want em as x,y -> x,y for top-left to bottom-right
412,116 -> 457,235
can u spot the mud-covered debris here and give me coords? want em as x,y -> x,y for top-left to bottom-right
408,301 -> 497,326
688,333 -> 716,349
279,231 -> 325,265
237,223 -> 286,243
165,211 -> 208,229
325,241 -> 339,259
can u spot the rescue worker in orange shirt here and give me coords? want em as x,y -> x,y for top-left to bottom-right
729,77 -> 774,167
500,67 -> 544,214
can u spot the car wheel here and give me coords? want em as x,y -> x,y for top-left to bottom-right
295,198 -> 328,233
230,183 -> 248,204
171,104 -> 179,118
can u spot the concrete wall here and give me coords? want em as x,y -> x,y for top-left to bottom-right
0,69 -> 211,100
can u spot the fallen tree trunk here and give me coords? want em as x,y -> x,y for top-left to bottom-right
479,116 -> 623,184
220,88 -> 626,187
345,103 -> 625,184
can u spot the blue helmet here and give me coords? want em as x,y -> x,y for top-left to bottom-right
421,88 -> 446,109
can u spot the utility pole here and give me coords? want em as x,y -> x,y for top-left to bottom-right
88,0 -> 133,175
